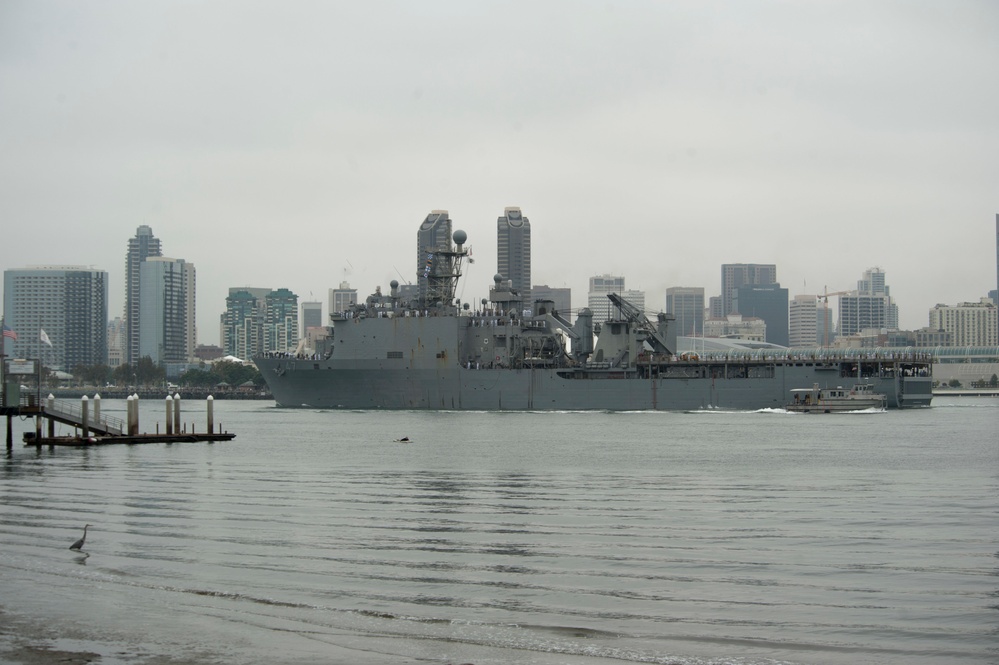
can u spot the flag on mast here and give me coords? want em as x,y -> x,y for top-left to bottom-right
40,328 -> 52,347
2,324 -> 16,341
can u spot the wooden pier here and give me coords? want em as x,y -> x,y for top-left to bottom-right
23,431 -> 236,446
4,393 -> 234,448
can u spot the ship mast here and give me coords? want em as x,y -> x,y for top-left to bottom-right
423,229 -> 468,307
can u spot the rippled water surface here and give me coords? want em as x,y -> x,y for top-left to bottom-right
2,397 -> 997,664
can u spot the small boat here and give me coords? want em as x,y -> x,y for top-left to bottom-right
787,383 -> 887,413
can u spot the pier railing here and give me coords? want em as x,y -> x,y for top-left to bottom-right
44,399 -> 125,436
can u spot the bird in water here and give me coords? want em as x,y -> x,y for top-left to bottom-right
69,524 -> 92,551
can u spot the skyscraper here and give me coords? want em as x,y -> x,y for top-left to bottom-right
734,283 -> 789,347
721,264 -> 777,317
138,257 -> 195,364
416,210 -> 452,304
3,266 -> 108,371
263,288 -> 299,354
124,225 -> 162,365
665,287 -> 705,336
497,206 -> 531,303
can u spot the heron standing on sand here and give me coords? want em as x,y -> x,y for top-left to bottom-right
69,524 -> 92,551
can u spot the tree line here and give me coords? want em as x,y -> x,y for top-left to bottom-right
68,358 -> 264,389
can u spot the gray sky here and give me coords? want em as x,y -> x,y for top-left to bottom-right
2,1 -> 997,345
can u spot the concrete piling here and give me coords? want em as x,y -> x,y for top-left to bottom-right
81,396 -> 89,436
173,393 -> 181,434
165,396 -> 173,435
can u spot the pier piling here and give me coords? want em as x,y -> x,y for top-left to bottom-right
165,396 -> 173,435
207,395 -> 214,435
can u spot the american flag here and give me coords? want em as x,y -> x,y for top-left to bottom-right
2,324 -> 16,341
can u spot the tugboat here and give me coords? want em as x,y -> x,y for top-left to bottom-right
787,383 -> 888,413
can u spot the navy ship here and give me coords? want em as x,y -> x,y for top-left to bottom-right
255,230 -> 933,410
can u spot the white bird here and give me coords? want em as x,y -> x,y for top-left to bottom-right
69,524 -> 92,551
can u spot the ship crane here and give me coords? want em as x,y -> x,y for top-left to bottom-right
606,293 -> 674,355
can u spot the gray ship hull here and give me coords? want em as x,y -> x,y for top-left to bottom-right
255,357 -> 932,410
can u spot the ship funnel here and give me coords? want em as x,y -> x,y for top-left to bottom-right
573,309 -> 595,358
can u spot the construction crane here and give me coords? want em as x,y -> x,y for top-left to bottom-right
817,287 -> 852,347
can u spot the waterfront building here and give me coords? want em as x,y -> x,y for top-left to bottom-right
263,288 -> 299,354
138,257 -> 195,365
124,225 -> 162,365
703,314 -> 767,342
107,317 -> 125,368
915,327 -> 952,347
587,274 -> 625,322
2,266 -> 108,372
497,206 -> 531,303
328,281 -> 357,318
721,264 -> 776,317
927,298 -> 998,347
665,287 -> 704,336
222,289 -> 263,361
301,301 -> 322,336
194,344 -> 224,362
734,283 -> 788,347
416,210 -> 452,304
789,296 -> 831,347
532,285 -> 571,319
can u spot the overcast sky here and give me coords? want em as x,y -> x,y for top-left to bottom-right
2,1 -> 997,345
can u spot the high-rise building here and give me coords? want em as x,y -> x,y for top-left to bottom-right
838,267 -> 897,337
734,283 -> 789,346
995,213 -> 998,332
222,289 -> 266,361
928,298 -> 998,347
301,301 -> 322,336
328,281 -> 357,317
263,288 -> 298,354
532,285 -> 571,319
138,257 -> 195,364
665,287 -> 704,336
124,225 -> 162,365
3,266 -> 109,371
789,295 -> 817,348
721,264 -> 777,317
497,206 -> 531,303
416,210 -> 452,304
588,274 -> 625,322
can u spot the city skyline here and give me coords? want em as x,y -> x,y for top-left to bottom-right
1,3 -> 997,344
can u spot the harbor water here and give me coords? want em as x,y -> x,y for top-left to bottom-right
1,397 -> 996,664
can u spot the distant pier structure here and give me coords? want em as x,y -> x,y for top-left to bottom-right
3,383 -> 234,448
